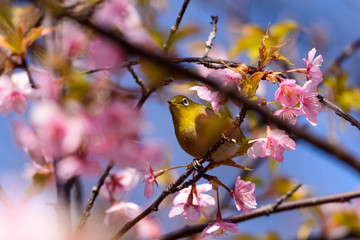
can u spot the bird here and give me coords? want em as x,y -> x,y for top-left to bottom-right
168,95 -> 251,162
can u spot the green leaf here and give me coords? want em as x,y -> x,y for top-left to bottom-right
333,211 -> 360,232
270,20 -> 298,43
297,219 -> 315,240
24,26 -> 54,49
229,24 -> 264,62
339,88 -> 360,112
171,24 -> 200,44
24,168 -> 53,200
230,21 -> 298,64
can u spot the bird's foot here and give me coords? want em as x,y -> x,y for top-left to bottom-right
192,159 -> 206,174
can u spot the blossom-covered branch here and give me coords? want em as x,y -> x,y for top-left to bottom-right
116,55 -> 360,130
110,127 -> 238,239
160,189 -> 360,239
61,11 -> 360,171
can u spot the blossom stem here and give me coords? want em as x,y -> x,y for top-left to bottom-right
273,69 -> 306,75
163,164 -> 190,172
215,189 -> 222,221
267,101 -> 280,105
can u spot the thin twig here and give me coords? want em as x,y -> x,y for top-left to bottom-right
74,161 -> 114,235
266,183 -> 302,214
163,0 -> 191,55
127,65 -> 151,109
317,94 -> 360,131
203,16 -> 218,58
127,66 -> 147,95
18,60 -> 37,89
159,189 -> 360,239
324,38 -> 360,76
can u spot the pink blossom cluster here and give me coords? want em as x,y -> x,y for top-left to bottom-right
58,20 -> 127,71
200,177 -> 257,238
275,48 -> 323,126
247,126 -> 296,162
104,201 -> 162,239
190,68 -> 243,113
169,183 -> 216,222
201,220 -> 241,238
247,49 -> 323,162
13,99 -> 165,238
13,100 -> 164,179
0,72 -> 37,116
94,0 -> 154,47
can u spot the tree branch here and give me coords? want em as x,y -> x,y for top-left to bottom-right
203,16 -> 218,58
60,11 -> 360,173
317,94 -> 360,131
74,161 -> 114,236
110,130 -> 234,239
50,10 -> 360,239
160,189 -> 360,239
163,0 -> 191,55
324,37 -> 360,76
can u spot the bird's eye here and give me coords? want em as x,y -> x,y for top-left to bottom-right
181,97 -> 189,106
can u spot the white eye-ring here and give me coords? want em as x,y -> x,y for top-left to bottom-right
181,97 -> 189,106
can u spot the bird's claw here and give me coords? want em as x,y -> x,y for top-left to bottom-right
192,159 -> 206,174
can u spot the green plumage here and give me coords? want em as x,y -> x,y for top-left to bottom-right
168,95 -> 251,161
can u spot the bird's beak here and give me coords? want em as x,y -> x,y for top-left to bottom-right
168,101 -> 176,106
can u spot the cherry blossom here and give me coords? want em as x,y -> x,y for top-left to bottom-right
104,201 -> 140,225
190,69 -> 243,113
100,168 -> 139,202
30,101 -> 85,159
169,203 -> 209,222
94,0 -> 153,46
59,20 -> 87,58
274,79 -> 302,107
247,126 -> 296,162
86,37 -> 126,70
274,106 -> 303,125
200,220 -> 241,238
0,72 -> 36,116
169,184 -> 215,222
0,202 -> 59,240
32,70 -> 62,101
86,102 -> 164,168
303,48 -> 323,85
299,80 -> 322,126
12,121 -> 49,166
56,155 -> 100,180
233,176 -> 257,212
134,216 -> 162,239
140,163 -> 165,199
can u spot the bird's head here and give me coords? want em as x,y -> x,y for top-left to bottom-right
168,95 -> 203,124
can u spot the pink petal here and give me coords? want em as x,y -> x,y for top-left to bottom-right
168,205 -> 184,218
